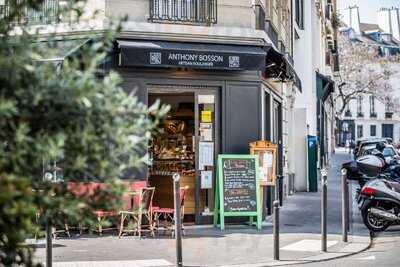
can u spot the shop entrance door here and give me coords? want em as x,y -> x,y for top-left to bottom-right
148,86 -> 219,224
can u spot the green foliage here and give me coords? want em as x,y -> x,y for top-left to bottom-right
0,0 -> 169,265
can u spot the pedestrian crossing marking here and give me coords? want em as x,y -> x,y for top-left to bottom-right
52,259 -> 174,267
355,255 -> 376,260
281,239 -> 338,252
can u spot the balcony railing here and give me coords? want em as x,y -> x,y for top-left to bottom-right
344,110 -> 352,117
357,112 -> 364,118
149,0 -> 217,24
370,112 -> 377,118
0,0 -> 59,25
385,112 -> 393,119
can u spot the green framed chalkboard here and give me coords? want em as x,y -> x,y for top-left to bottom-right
213,154 -> 262,230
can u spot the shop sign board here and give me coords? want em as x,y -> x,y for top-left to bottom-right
148,51 -> 242,69
118,40 -> 266,71
213,154 -> 262,230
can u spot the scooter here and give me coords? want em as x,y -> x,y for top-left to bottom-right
342,153 -> 400,208
359,175 -> 400,232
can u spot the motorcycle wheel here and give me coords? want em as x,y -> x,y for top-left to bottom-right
361,202 -> 391,232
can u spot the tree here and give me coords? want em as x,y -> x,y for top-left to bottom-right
336,31 -> 400,116
0,1 -> 168,266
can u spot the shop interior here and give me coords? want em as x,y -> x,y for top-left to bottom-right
148,91 -> 207,222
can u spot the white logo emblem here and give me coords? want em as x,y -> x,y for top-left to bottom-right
150,52 -> 161,65
229,56 -> 240,68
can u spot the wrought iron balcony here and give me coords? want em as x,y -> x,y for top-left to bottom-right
385,112 -> 393,119
370,112 -> 377,118
344,110 -> 352,117
149,0 -> 217,24
357,112 -> 364,118
0,0 -> 60,25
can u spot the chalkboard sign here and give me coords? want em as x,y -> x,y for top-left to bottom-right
214,155 -> 262,230
222,158 -> 257,212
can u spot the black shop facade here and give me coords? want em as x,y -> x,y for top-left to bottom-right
111,39 -> 294,224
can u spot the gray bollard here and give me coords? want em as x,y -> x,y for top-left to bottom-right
173,173 -> 183,267
46,220 -> 52,267
273,200 -> 280,260
321,169 -> 328,252
341,168 -> 349,242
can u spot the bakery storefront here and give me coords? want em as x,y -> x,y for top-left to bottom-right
114,40 -> 269,224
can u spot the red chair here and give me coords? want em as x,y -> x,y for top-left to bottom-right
119,187 -> 155,238
68,181 -> 147,235
93,181 -> 147,235
152,186 -> 187,236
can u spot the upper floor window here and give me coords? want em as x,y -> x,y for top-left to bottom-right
255,4 -> 266,30
0,0 -> 60,25
344,100 -> 352,117
295,0 -> 304,29
149,0 -> 217,25
357,125 -> 363,138
370,125 -> 376,136
357,95 -> 363,117
369,95 -> 376,117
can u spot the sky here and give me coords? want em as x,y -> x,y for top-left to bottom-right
338,0 -> 400,24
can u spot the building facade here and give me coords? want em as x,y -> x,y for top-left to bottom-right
340,93 -> 400,143
106,0 -> 303,221
339,6 -> 400,145
291,0 -> 338,192
1,0 -> 338,221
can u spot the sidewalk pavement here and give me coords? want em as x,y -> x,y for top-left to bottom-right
34,148 -> 371,267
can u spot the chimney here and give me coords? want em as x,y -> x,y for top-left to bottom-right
378,7 -> 400,40
342,5 -> 361,34
391,8 -> 400,41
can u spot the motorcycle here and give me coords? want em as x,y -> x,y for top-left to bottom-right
359,175 -> 400,232
341,153 -> 400,208
342,152 -> 400,232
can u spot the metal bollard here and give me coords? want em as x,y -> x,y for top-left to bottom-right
275,175 -> 283,206
321,169 -> 328,252
341,168 -> 349,242
46,220 -> 52,267
173,173 -> 183,267
273,200 -> 280,260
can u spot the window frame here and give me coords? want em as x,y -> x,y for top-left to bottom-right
370,125 -> 376,137
357,125 -> 363,139
295,0 -> 304,29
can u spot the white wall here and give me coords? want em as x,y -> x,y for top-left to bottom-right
291,0 -> 314,192
294,108 -> 308,191
294,0 -> 316,134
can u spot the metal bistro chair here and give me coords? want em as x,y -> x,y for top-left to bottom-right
152,186 -> 187,236
118,187 -> 155,238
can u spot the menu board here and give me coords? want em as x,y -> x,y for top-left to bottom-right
214,154 -> 262,230
222,158 -> 257,212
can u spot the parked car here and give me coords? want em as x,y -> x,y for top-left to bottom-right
354,138 -> 389,159
359,144 -> 398,164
